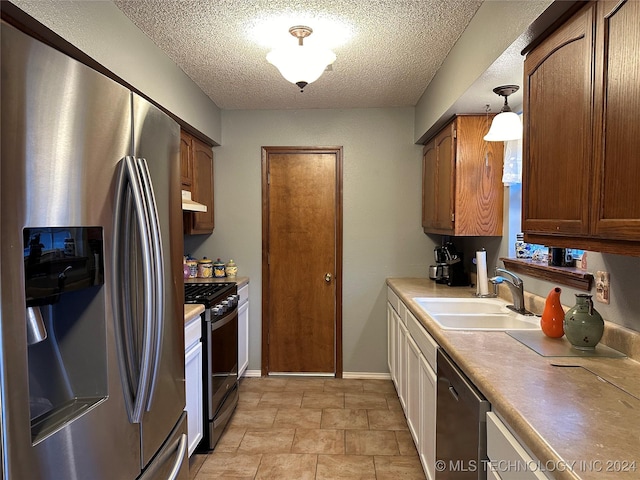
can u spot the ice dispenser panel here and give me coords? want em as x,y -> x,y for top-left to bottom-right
23,227 -> 107,444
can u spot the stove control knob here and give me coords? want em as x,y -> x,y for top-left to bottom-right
220,300 -> 230,312
227,295 -> 238,307
212,306 -> 223,316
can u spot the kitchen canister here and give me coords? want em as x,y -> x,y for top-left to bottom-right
213,258 -> 226,278
186,260 -> 198,279
197,257 -> 213,278
563,294 -> 604,350
540,287 -> 565,338
225,259 -> 237,277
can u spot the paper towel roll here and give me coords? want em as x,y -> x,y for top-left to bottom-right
476,250 -> 489,296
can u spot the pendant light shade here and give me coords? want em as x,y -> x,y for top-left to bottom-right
484,85 -> 522,142
267,26 -> 336,91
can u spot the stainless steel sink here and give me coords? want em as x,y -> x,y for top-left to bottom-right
413,297 -> 540,331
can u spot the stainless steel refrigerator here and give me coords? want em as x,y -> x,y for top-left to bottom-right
1,22 -> 188,480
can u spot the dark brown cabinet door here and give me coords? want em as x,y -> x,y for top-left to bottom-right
422,116 -> 503,236
189,137 -> 214,234
180,130 -> 193,188
592,0 -> 640,239
522,2 -> 595,237
422,140 -> 437,230
434,124 -> 455,233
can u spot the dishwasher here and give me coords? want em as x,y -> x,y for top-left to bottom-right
436,350 -> 490,480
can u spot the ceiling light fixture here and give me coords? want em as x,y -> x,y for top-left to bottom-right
483,85 -> 522,142
266,26 -> 336,92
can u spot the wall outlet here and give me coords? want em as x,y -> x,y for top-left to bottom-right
595,271 -> 610,304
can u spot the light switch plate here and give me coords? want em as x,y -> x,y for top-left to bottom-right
595,271 -> 610,304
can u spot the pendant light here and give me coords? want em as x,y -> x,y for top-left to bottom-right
484,85 -> 522,142
267,26 -> 336,92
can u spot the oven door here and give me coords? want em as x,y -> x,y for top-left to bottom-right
205,306 -> 238,420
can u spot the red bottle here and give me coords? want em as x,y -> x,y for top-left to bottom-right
541,287 -> 565,338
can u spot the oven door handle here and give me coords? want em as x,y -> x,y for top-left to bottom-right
210,308 -> 237,331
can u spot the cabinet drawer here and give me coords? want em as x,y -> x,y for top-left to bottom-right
185,314 -> 202,350
487,412 -> 550,480
407,311 -> 438,371
238,283 -> 249,305
387,287 -> 400,314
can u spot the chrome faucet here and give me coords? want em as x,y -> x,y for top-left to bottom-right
489,268 -> 533,315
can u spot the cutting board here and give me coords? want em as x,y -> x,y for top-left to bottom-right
507,330 -> 626,358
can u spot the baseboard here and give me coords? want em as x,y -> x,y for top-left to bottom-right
240,370 -> 392,380
342,372 -> 392,380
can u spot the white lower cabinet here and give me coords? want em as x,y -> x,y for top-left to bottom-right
184,315 -> 203,457
386,287 -> 437,480
419,353 -> 437,480
487,412 -> 551,480
238,283 -> 249,378
406,334 -> 421,443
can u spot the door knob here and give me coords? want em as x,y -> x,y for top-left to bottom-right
324,273 -> 332,283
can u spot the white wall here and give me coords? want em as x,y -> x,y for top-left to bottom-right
184,108 -> 435,373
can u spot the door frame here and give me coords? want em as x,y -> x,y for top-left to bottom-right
261,146 -> 343,377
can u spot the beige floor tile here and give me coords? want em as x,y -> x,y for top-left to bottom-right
237,428 -> 296,454
386,393 -> 404,412
345,392 -> 389,409
291,428 -> 345,454
195,452 -> 262,479
301,391 -> 345,409
188,453 -> 207,480
255,453 -> 317,480
395,430 -> 419,456
323,378 -> 365,393
283,377 -> 327,392
362,379 -> 397,394
213,427 -> 246,453
316,454 -> 376,479
321,408 -> 369,429
257,391 -> 303,408
273,407 -> 323,428
237,391 -> 262,407
374,455 -> 426,479
228,407 -> 278,428
368,408 -> 410,430
239,377 -> 289,393
345,430 -> 399,456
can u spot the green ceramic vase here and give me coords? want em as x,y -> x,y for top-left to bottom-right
563,294 -> 604,350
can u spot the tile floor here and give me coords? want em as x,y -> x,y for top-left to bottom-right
189,376 -> 426,479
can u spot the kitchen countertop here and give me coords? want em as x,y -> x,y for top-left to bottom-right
387,277 -> 640,480
184,304 -> 205,325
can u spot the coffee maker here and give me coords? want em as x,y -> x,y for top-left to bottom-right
429,242 -> 470,286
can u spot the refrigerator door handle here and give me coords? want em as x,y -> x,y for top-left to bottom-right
167,434 -> 188,480
113,156 -> 157,424
136,157 -> 164,411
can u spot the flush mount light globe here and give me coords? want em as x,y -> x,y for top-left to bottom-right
266,26 -> 336,92
484,85 -> 522,142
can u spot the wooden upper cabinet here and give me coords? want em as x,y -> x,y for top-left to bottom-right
181,130 -> 214,235
592,0 -> 640,239
522,3 -> 595,237
180,130 -> 193,188
422,115 -> 503,237
523,0 -> 640,255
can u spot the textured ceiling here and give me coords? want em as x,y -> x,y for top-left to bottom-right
113,0 -> 483,110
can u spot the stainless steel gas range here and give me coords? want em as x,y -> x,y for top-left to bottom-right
185,282 -> 239,451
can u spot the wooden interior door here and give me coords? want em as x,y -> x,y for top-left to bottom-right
262,147 -> 343,375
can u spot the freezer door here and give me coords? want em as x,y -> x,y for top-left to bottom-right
131,95 -> 186,468
1,23 -> 139,480
138,412 -> 189,480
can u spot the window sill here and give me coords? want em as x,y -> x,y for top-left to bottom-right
500,257 -> 594,291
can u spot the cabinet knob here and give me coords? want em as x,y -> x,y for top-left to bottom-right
324,273 -> 333,283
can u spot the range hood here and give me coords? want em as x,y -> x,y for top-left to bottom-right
181,190 -> 207,212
